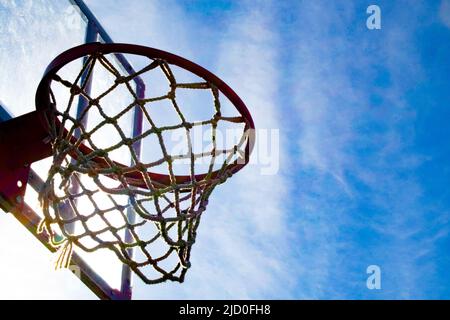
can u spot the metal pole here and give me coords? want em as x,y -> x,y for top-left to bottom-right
72,0 -> 146,299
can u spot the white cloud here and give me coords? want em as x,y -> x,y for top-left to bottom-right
290,0 -> 443,298
85,0 -> 297,299
440,0 -> 450,28
0,213 -> 94,299
2,0 -> 446,300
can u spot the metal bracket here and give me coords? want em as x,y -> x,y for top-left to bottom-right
0,165 -> 31,213
0,110 -> 51,211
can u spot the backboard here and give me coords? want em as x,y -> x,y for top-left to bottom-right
0,0 -> 254,300
0,0 -> 140,299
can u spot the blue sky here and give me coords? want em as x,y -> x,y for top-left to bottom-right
1,0 -> 450,299
86,0 -> 450,299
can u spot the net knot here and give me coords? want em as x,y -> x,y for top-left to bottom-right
80,132 -> 91,140
87,167 -> 98,178
136,163 -> 147,172
124,138 -> 134,146
136,99 -> 146,107
183,122 -> 193,130
70,85 -> 82,95
167,90 -> 176,99
115,76 -> 128,84
90,98 -> 100,106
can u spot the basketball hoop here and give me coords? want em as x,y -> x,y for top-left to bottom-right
0,43 -> 255,284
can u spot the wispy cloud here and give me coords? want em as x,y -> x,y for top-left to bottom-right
0,214 -> 94,299
440,0 -> 450,28
2,0 -> 449,300
289,0 -> 448,298
87,0 -> 298,299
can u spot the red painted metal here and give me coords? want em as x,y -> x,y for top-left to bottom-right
0,110 -> 52,170
0,110 -> 52,209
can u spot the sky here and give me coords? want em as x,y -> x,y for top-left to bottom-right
0,0 -> 450,299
